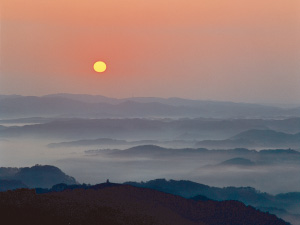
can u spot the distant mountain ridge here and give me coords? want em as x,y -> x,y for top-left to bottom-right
1,93 -> 299,119
1,117 -> 300,141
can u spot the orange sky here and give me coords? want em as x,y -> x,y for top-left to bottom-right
1,0 -> 300,103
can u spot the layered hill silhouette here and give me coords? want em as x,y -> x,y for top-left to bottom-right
0,165 -> 77,189
218,157 -> 255,166
90,144 -> 300,159
47,137 -> 193,148
1,94 -> 299,119
196,129 -> 300,149
0,163 -> 298,224
125,179 -> 300,224
0,184 -> 288,225
1,115 -> 300,142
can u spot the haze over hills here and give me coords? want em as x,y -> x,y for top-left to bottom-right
196,129 -> 300,149
1,93 -> 300,224
88,144 -> 300,160
44,93 -> 300,109
47,138 -> 192,149
46,128 -> 300,150
218,157 -> 256,166
79,145 -> 300,195
0,94 -> 299,119
1,117 -> 300,142
0,165 -> 78,189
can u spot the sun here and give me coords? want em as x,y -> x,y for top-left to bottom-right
93,61 -> 107,73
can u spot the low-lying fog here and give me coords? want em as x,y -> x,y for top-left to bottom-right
1,136 -> 299,195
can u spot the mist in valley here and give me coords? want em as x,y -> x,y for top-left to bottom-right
2,136 -> 300,195
1,94 -> 300,224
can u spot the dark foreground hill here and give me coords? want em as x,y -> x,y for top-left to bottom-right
0,185 -> 288,225
125,179 -> 300,225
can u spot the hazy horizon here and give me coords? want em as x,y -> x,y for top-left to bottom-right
1,92 -> 300,106
1,0 -> 300,104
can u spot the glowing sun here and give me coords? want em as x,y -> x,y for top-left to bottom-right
93,61 -> 107,73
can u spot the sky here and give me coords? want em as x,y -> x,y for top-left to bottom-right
0,0 -> 300,104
